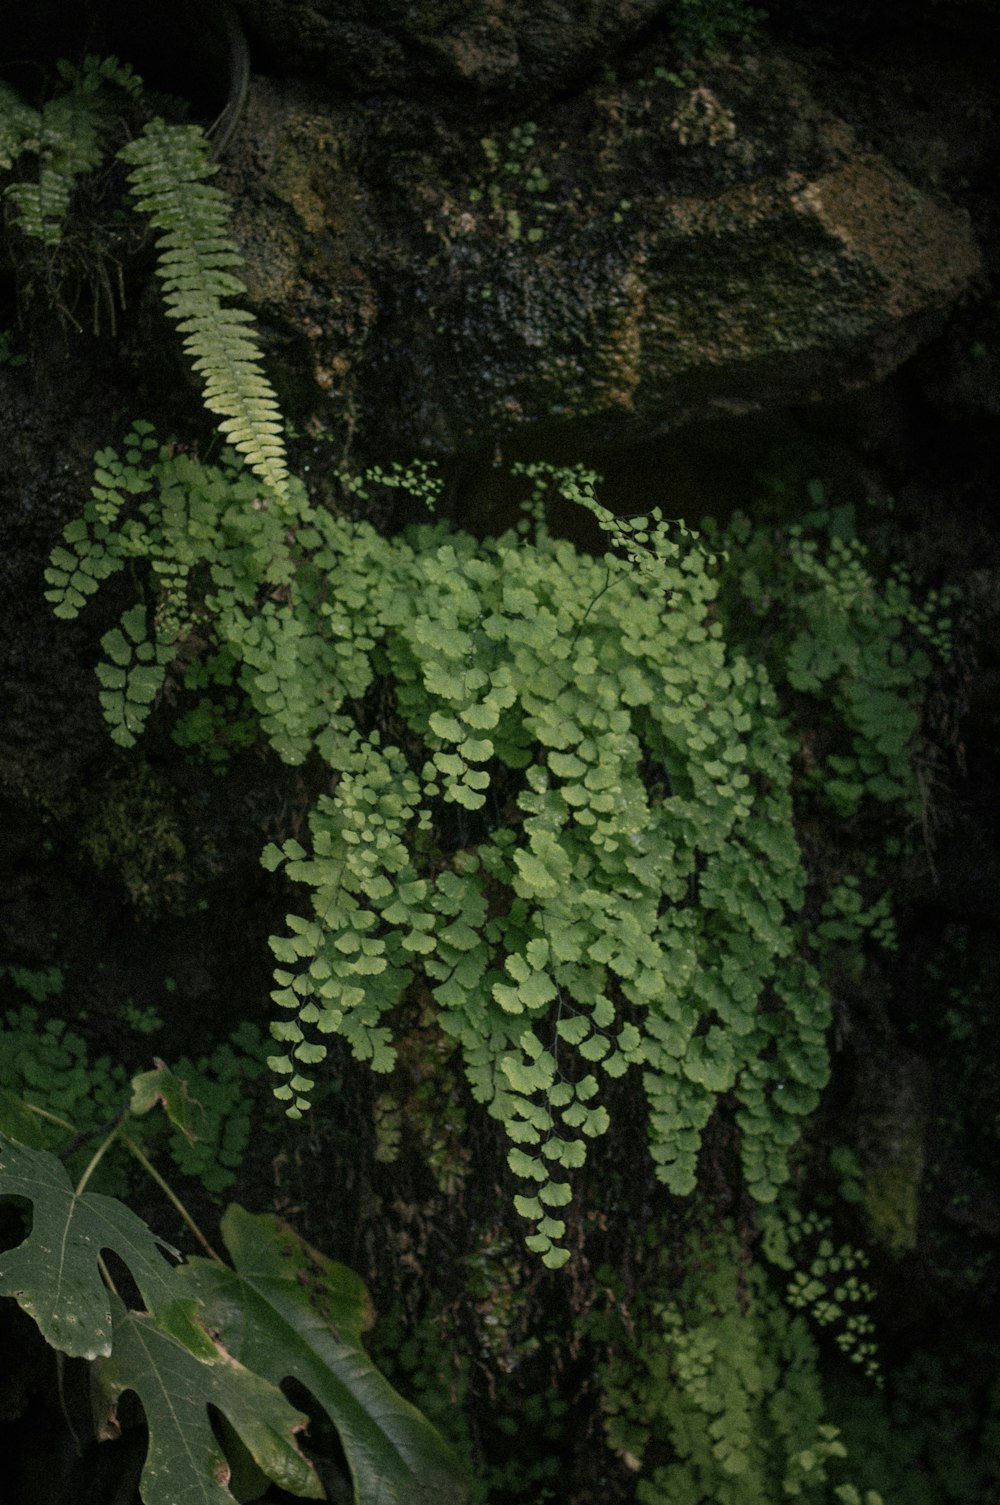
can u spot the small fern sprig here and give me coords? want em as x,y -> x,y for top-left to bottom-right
2,62 -> 288,489
0,83 -> 42,174
1,58 -> 139,245
119,120 -> 289,501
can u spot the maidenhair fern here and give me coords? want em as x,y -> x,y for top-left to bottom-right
0,1006 -> 270,1200
47,438 -> 832,1264
761,1208 -> 881,1383
704,485 -> 954,821
597,1219 -> 883,1504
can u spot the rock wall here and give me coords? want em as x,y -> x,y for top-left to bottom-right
216,30 -> 984,459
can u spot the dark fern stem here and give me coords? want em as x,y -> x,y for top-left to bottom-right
207,0 -> 250,162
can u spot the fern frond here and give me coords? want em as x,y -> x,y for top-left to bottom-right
0,60 -> 136,245
119,121 -> 289,501
2,93 -> 105,245
0,83 -> 41,173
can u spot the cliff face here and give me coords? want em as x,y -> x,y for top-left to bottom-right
1,0 -> 995,1016
0,8 -> 998,1499
210,4 -> 990,459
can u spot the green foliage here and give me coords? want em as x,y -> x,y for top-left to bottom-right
0,1007 -> 129,1163
45,420 -> 160,628
44,443 -> 951,1270
597,1220 -> 881,1505
44,418 -> 297,748
93,1289 -> 322,1505
129,1058 -> 202,1141
0,56 -> 140,245
95,602 -> 175,746
13,37 -> 974,1505
669,0 -> 766,60
371,1305 -> 478,1479
188,1206 -> 471,1505
760,1210 -> 881,1383
172,646 -> 259,769
0,60 -> 288,496
0,1006 -> 268,1198
703,485 -> 953,1043
828,1146 -> 865,1205
470,119 -> 552,245
49,438 -> 834,1262
0,1086 -> 469,1504
168,1026 -> 273,1194
814,878 -> 897,960
122,999 -> 165,1033
706,486 -> 953,822
1,960 -> 65,1002
0,1133 -> 211,1361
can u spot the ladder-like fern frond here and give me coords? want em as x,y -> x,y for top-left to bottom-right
119,120 -> 289,501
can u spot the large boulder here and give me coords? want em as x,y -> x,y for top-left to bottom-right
218,47 -> 982,459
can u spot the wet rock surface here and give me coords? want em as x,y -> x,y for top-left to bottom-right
219,46 -> 984,459
236,0 -> 672,101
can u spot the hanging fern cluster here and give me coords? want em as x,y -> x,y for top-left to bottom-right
22,55 -> 952,1266
596,1219 -> 884,1505
704,485 -> 954,821
46,436 -> 832,1264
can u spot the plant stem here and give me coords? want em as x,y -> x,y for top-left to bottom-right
75,1124 -> 122,1196
122,1134 -> 224,1264
72,1123 -> 124,1296
97,1254 -> 119,1298
22,1101 -> 76,1134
